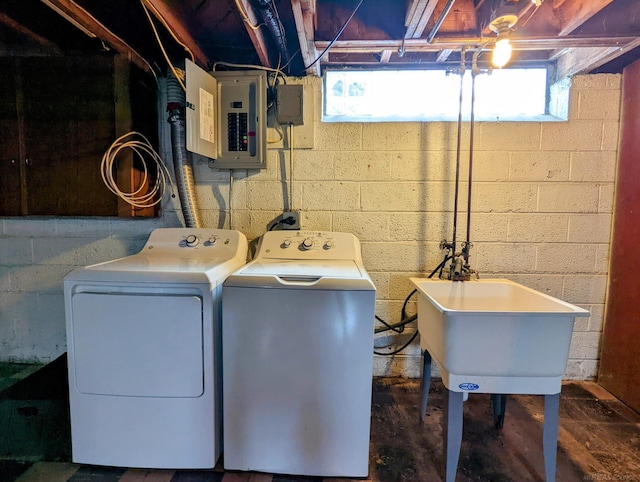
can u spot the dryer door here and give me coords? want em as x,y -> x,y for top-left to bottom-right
70,292 -> 204,397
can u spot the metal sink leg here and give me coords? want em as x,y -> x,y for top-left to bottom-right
420,350 -> 432,422
443,389 -> 464,482
543,393 -> 560,481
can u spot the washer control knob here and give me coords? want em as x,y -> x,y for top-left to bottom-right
207,236 -> 218,246
323,240 -> 335,250
301,238 -> 314,250
185,234 -> 199,247
281,239 -> 292,248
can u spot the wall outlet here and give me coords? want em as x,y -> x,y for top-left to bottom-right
281,211 -> 300,230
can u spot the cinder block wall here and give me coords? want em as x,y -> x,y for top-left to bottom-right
0,218 -> 175,362
0,74 -> 620,381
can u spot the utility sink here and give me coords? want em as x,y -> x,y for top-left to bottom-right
410,278 -> 590,395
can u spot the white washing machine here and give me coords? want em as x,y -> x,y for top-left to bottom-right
222,231 -> 376,477
64,228 -> 247,469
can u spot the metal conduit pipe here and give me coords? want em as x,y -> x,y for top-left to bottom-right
427,0 -> 456,43
166,70 -> 202,228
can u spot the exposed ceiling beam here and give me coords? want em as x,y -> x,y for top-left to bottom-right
551,0 -> 636,77
291,0 -> 320,76
436,48 -> 454,62
555,38 -> 640,78
379,50 -> 393,62
39,0 -> 152,73
405,0 -> 440,39
316,35 -> 640,54
555,0 -> 615,36
234,0 -> 271,68
0,11 -> 62,52
142,0 -> 209,68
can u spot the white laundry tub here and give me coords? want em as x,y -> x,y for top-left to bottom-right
410,278 -> 590,394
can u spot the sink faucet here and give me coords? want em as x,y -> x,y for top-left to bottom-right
449,242 -> 477,281
440,240 -> 477,281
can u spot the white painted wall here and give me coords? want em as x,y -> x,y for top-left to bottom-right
0,74 -> 620,382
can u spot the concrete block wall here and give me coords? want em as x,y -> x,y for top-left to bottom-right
200,73 -> 619,380
0,74 -> 621,382
0,217 -> 175,362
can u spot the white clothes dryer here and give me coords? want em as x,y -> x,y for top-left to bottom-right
64,228 -> 247,469
222,231 -> 376,477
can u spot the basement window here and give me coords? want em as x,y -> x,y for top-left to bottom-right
322,68 -> 556,122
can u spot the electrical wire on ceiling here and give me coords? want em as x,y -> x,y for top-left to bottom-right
212,60 -> 288,79
100,131 -> 176,208
234,0 -> 262,30
270,0 -> 288,51
304,0 -> 365,71
518,2 -> 542,28
140,0 -> 191,90
249,0 -> 291,70
141,0 -> 195,62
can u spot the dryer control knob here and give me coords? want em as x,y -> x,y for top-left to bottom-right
207,236 -> 218,246
323,240 -> 335,250
301,238 -> 314,250
281,239 -> 292,248
185,234 -> 199,247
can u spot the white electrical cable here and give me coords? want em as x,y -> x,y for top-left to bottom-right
101,131 -> 175,208
212,60 -> 288,79
289,124 -> 294,210
229,169 -> 234,229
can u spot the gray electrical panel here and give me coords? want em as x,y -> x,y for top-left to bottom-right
211,70 -> 267,169
185,64 -> 267,169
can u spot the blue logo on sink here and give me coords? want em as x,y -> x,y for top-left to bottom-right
459,382 -> 479,391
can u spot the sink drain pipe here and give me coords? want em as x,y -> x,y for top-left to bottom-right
166,69 -> 202,229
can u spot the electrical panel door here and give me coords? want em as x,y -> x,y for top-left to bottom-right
185,66 -> 267,169
185,59 -> 217,160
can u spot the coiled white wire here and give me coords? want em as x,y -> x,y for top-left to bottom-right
101,131 -> 175,208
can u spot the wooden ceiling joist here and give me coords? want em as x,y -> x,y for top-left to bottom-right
0,11 -> 61,52
379,50 -> 393,62
142,0 -> 210,68
316,35 -> 640,54
552,0 -> 636,77
39,0 -> 151,73
555,38 -> 640,78
291,0 -> 320,75
556,0 -> 615,36
234,0 -> 271,68
405,0 -> 440,39
436,48 -> 454,62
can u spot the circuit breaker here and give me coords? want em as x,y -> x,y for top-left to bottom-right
211,70 -> 267,169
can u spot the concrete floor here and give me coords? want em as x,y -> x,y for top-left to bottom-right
1,358 -> 639,482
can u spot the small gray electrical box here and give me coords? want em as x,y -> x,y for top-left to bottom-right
276,84 -> 304,125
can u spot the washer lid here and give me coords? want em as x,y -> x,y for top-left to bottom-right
240,259 -> 363,278
225,258 -> 375,291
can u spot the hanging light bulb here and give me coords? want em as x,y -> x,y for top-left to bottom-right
489,12 -> 519,68
492,35 -> 512,68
